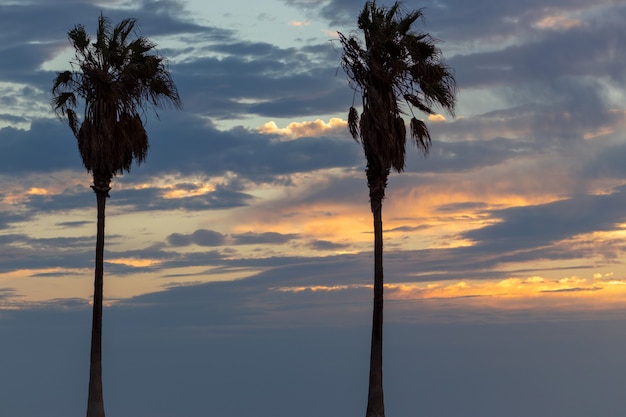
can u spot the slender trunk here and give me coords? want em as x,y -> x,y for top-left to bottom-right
366,171 -> 387,417
86,178 -> 110,417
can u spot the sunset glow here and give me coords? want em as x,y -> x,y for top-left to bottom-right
272,274 -> 626,312
3,1 -> 626,416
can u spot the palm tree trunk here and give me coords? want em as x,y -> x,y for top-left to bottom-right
86,178 -> 110,417
366,171 -> 387,417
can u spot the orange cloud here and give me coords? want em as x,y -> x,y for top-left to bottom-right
0,267 -> 92,308
257,118 -> 347,139
26,187 -> 49,195
273,284 -> 354,293
162,183 -> 216,199
107,258 -> 161,268
385,273 -> 626,311
582,109 -> 626,140
273,272 -> 626,313
533,15 -> 587,31
289,20 -> 310,27
428,114 -> 446,123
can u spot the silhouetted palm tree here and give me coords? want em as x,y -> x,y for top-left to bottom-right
339,2 -> 455,416
52,14 -> 181,417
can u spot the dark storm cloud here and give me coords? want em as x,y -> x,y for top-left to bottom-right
156,249 -> 231,270
167,229 -> 226,247
166,229 -> 299,247
229,252 -> 372,287
19,235 -> 95,251
0,121 -> 83,174
30,270 -> 84,278
429,98 -> 616,147
137,114 -> 363,179
426,0 -> 622,46
24,188 -> 92,212
0,287 -> 18,301
386,225 -> 431,233
436,201 -> 489,213
0,183 -> 91,233
0,114 -> 28,126
408,136 -> 534,173
0,119 -> 360,215
583,141 -> 626,182
373,242 -> 602,285
0,0 -> 218,86
210,41 -> 305,61
0,43 -> 60,83
448,15 -> 626,88
173,54 -> 349,120
0,0 -> 218,44
0,239 -> 92,273
0,211 -> 31,230
0,230 -> 231,274
463,186 -> 626,253
541,287 -> 600,293
55,220 -> 93,228
231,231 -> 299,245
316,0 -> 620,41
0,113 -> 358,190
110,184 -> 255,211
307,239 -> 348,251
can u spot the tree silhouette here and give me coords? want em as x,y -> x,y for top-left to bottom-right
339,2 -> 456,416
51,14 -> 181,417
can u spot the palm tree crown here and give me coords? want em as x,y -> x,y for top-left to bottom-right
52,14 -> 181,186
339,1 -> 455,179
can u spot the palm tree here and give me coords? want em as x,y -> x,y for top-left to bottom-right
339,2 -> 455,416
52,14 -> 181,417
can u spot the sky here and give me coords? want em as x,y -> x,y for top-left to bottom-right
2,0 -> 626,416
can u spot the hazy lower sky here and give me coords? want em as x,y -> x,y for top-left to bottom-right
2,0 -> 626,416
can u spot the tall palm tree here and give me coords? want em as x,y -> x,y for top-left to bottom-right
339,2 -> 455,416
52,14 -> 181,417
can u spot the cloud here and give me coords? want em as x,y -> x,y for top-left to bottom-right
55,220 -> 93,228
167,229 -> 226,247
231,231 -> 299,245
428,114 -> 447,123
463,187 -> 626,253
111,183 -> 256,211
166,229 -> 299,247
533,15 -> 588,31
257,118 -> 347,139
289,20 -> 310,27
0,121 -> 82,174
307,239 -> 348,251
447,13 -> 626,89
170,42 -> 350,122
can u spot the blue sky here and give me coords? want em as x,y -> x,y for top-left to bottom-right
2,0 -> 626,416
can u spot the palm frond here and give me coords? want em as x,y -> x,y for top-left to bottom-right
390,115 -> 406,172
340,0 -> 455,173
68,25 -> 89,54
348,106 -> 360,141
410,117 -> 431,155
51,14 -> 181,179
